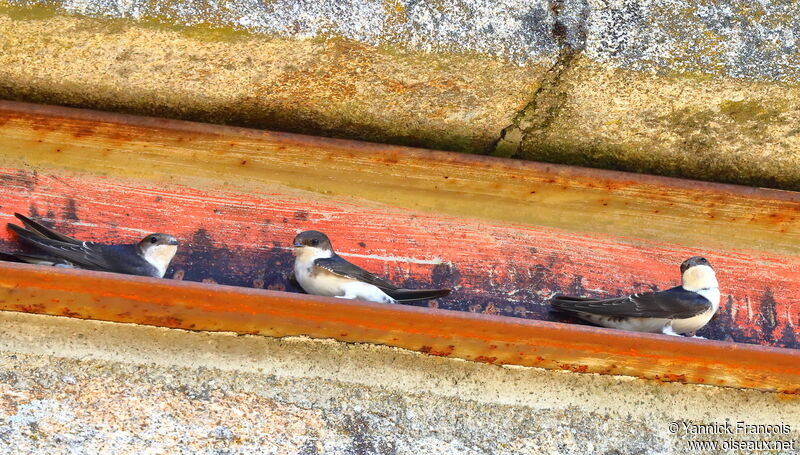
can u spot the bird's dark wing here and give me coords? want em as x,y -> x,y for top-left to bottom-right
314,254 -> 398,291
14,213 -> 81,244
384,288 -> 451,302
98,244 -> 160,276
9,224 -> 125,272
550,286 -> 712,319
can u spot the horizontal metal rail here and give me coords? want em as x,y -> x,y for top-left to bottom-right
0,262 -> 797,393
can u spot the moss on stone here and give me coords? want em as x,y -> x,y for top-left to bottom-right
719,99 -> 784,123
666,107 -> 715,135
0,2 -> 57,21
0,3 -> 258,43
177,22 -> 254,43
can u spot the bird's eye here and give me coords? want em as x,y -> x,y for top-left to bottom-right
310,239 -> 319,246
150,236 -> 159,244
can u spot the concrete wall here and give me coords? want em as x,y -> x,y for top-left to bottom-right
1,311 -> 798,454
1,1 -> 799,189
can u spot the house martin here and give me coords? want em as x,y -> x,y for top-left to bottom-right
292,230 -> 450,304
550,256 -> 720,336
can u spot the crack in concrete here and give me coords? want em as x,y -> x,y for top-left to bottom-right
489,0 -> 589,158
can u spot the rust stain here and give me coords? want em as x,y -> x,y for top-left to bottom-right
60,307 -> 81,318
378,151 -> 400,165
72,126 -> 95,138
420,345 -> 455,357
559,364 -> 589,373
1,100 -> 797,265
474,356 -> 498,364
655,373 -> 688,383
778,390 -> 800,398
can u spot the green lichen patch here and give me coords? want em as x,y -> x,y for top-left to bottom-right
666,107 -> 716,134
718,99 -> 785,124
176,21 -> 255,43
1,1 -> 264,43
0,2 -> 58,21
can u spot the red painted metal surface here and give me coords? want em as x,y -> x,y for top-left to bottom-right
0,99 -> 797,396
0,262 -> 798,393
0,168 -> 797,348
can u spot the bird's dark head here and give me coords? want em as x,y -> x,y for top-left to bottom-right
139,233 -> 180,248
680,256 -> 717,291
137,233 -> 180,278
293,230 -> 333,251
680,256 -> 712,274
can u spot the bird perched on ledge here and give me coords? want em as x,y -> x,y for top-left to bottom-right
550,256 -> 720,337
292,230 -> 450,304
2,212 -> 179,278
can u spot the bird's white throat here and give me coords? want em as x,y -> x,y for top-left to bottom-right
673,265 -> 722,324
294,246 -> 333,264
293,245 -> 335,291
681,264 -> 718,291
682,264 -> 720,309
143,244 -> 178,278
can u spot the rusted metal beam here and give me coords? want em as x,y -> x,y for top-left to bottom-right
0,100 -> 797,386
0,101 -> 797,348
0,262 -> 798,393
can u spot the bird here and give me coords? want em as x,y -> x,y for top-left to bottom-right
3,212 -> 179,278
292,230 -> 451,304
549,256 -> 720,337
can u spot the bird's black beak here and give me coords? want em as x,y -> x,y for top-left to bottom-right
293,241 -> 304,248
168,237 -> 180,246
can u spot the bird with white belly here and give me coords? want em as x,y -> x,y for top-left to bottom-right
550,256 -> 720,337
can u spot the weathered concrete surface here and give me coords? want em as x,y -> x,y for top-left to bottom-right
0,4 -> 547,154
500,56 -> 800,189
584,0 -> 800,82
0,311 -> 798,454
1,1 -> 800,188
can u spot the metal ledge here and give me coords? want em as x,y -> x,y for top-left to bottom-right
0,100 -> 798,391
0,262 -> 798,393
